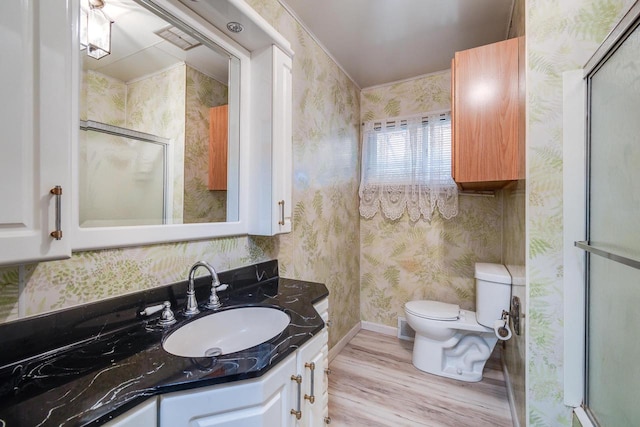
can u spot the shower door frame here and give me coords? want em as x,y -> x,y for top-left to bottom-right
79,120 -> 173,226
577,2 -> 640,425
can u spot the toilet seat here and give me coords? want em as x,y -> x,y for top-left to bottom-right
405,300 -> 459,321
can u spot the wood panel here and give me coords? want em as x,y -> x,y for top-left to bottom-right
328,330 -> 512,426
452,37 -> 523,188
208,105 -> 228,191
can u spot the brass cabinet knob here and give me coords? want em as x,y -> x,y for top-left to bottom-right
324,416 -> 332,424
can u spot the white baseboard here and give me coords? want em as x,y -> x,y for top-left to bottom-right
501,351 -> 521,427
328,322 -> 360,362
361,320 -> 397,336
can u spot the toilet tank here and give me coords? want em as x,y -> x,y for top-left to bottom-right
475,263 -> 512,327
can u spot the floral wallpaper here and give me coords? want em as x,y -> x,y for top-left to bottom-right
80,69 -> 126,125
183,67 -> 229,223
245,0 -> 361,348
126,65 -> 186,222
0,266 -> 18,321
526,0 -> 634,425
0,0 -> 361,352
359,71 -> 503,326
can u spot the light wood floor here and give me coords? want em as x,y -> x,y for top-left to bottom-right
328,330 -> 512,427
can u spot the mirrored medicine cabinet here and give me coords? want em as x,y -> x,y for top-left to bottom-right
0,0 -> 292,265
72,0 -> 292,250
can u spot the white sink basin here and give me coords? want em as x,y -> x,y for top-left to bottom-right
162,307 -> 290,358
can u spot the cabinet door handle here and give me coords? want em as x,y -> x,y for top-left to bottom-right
290,374 -> 302,420
324,416 -> 332,424
50,186 -> 63,240
278,200 -> 285,225
304,362 -> 315,404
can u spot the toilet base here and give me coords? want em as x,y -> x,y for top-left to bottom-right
411,331 -> 498,382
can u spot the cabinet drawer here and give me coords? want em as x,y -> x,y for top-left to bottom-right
159,354 -> 295,427
313,298 -> 329,323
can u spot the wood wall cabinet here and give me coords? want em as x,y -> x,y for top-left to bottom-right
0,0 -> 72,266
451,37 -> 525,190
208,105 -> 228,191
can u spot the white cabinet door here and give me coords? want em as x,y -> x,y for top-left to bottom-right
249,45 -> 293,236
159,353 -> 295,427
291,330 -> 329,427
103,399 -> 157,427
0,0 -> 72,266
272,46 -> 293,234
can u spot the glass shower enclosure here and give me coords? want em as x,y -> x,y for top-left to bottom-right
579,3 -> 640,425
79,120 -> 172,227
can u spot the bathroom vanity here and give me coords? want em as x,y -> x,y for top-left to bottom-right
0,260 -> 329,426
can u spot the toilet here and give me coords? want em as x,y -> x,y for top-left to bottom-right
404,263 -> 512,382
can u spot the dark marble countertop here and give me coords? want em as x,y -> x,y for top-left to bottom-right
0,260 -> 328,426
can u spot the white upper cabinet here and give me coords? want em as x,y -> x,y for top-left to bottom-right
0,0 -> 295,264
0,0 -> 73,266
249,45 -> 293,236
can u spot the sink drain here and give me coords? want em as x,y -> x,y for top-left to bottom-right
204,347 -> 222,357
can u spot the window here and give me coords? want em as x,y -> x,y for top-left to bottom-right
359,112 -> 458,222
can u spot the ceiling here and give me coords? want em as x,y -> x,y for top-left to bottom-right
279,0 -> 515,88
84,0 -> 229,84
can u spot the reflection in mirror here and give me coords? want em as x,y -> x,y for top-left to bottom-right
79,0 -> 239,227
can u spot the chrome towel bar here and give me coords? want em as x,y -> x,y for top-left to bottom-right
575,241 -> 640,270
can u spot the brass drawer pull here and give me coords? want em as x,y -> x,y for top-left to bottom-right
50,186 -> 63,240
290,374 -> 302,420
278,200 -> 285,225
304,362 -> 315,404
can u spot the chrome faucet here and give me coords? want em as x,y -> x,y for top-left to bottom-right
185,261 -> 225,315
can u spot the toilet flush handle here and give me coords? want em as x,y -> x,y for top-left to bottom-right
510,296 -> 521,335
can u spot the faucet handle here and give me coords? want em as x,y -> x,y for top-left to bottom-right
205,290 -> 222,310
140,301 -> 176,327
139,303 -> 164,317
158,301 -> 177,327
205,283 -> 228,310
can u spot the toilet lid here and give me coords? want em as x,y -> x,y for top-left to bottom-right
405,300 -> 460,321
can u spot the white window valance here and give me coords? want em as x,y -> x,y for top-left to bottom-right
358,111 -> 458,222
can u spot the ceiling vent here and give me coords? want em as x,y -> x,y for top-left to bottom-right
155,26 -> 201,50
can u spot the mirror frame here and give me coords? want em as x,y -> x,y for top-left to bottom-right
71,0 -> 253,250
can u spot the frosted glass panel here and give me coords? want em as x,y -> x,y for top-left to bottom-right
588,257 -> 640,426
589,22 -> 640,258
586,17 -> 640,427
79,129 -> 166,227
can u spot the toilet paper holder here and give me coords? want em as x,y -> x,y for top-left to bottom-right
497,311 -> 511,339
510,296 -> 521,336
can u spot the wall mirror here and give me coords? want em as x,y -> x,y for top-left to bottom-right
73,0 -> 251,250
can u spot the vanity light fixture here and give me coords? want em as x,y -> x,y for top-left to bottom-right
80,0 -> 113,60
226,22 -> 244,33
